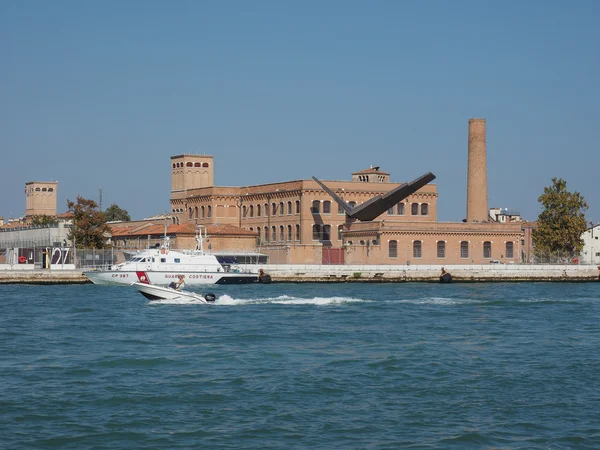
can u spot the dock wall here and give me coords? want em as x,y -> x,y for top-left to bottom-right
0,264 -> 598,284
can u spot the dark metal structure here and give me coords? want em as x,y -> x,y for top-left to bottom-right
312,172 -> 436,222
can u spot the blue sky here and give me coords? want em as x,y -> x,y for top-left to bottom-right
2,1 -> 598,223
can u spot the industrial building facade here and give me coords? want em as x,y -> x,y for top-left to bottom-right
167,119 -> 524,265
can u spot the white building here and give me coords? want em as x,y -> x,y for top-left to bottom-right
581,224 -> 600,265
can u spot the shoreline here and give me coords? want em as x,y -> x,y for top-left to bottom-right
1,265 -> 599,284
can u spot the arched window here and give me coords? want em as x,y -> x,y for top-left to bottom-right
271,226 -> 277,241
279,202 -> 284,216
295,224 -> 300,241
272,203 -> 277,216
249,205 -> 254,218
42,187 -> 47,192
437,241 -> 445,258
413,240 -> 422,258
323,201 -> 331,214
201,206 -> 205,218
398,203 -> 405,215
202,162 -> 209,167
186,162 -> 193,167
483,241 -> 492,259
194,162 -> 201,167
207,206 -> 212,218
264,204 -> 269,216
323,225 -> 331,241
295,200 -> 300,214
287,201 -> 292,215
460,241 -> 469,258
257,227 -> 261,241
388,206 -> 395,215
242,205 -> 247,217
172,163 -> 176,169
257,204 -> 261,217
48,188 -> 54,192
189,207 -> 193,219
421,203 -> 429,215
312,200 -> 320,214
264,226 -> 269,242
279,225 -> 285,241
411,203 -> 419,215
506,242 -> 514,259
389,240 -> 398,258
338,225 -> 343,240
287,225 -> 292,241
312,224 -> 321,240
194,206 -> 198,219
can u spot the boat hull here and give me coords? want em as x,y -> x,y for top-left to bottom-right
133,282 -> 212,302
85,270 -> 257,286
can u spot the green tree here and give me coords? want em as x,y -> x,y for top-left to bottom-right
532,177 -> 588,257
67,195 -> 112,249
104,203 -> 131,222
30,215 -> 58,227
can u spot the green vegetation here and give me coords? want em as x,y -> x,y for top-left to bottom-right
30,215 -> 58,227
532,177 -> 588,256
67,195 -> 111,249
103,203 -> 131,222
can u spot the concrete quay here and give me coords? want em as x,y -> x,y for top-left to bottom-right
261,264 -> 600,283
0,265 -> 598,284
0,270 -> 90,285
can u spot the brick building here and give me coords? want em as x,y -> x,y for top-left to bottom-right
166,119 -> 525,265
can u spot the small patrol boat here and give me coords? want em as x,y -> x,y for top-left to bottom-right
133,282 -> 216,303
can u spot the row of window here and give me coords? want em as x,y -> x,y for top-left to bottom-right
29,187 -> 54,192
172,162 -> 210,168
385,240 -> 515,259
253,225 -> 301,242
177,200 -> 430,220
388,202 -> 428,216
250,224 -> 343,243
241,200 -> 430,217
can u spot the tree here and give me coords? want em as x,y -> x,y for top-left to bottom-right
532,177 -> 588,257
67,195 -> 112,249
104,203 -> 131,222
30,215 -> 58,227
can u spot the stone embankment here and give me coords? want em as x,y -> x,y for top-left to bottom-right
0,270 -> 90,284
0,265 -> 599,284
261,264 -> 600,283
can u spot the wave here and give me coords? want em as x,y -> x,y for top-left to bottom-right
149,294 -> 370,306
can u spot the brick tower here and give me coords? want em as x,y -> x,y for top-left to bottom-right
25,181 -> 58,218
170,154 -> 214,198
466,118 -> 488,222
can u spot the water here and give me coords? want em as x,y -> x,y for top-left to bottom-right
2,282 -> 600,449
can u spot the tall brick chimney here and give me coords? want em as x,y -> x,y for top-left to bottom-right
466,118 -> 488,222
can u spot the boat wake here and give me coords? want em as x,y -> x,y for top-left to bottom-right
148,294 -> 370,306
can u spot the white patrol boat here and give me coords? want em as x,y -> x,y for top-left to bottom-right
133,282 -> 217,303
84,226 -> 258,286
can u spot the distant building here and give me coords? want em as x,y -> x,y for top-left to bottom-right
581,224 -> 600,265
25,181 -> 58,219
490,207 -> 523,223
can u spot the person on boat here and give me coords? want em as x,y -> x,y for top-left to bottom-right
441,267 -> 447,276
169,275 -> 185,291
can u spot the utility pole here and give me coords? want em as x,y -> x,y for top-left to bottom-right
99,187 -> 103,211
